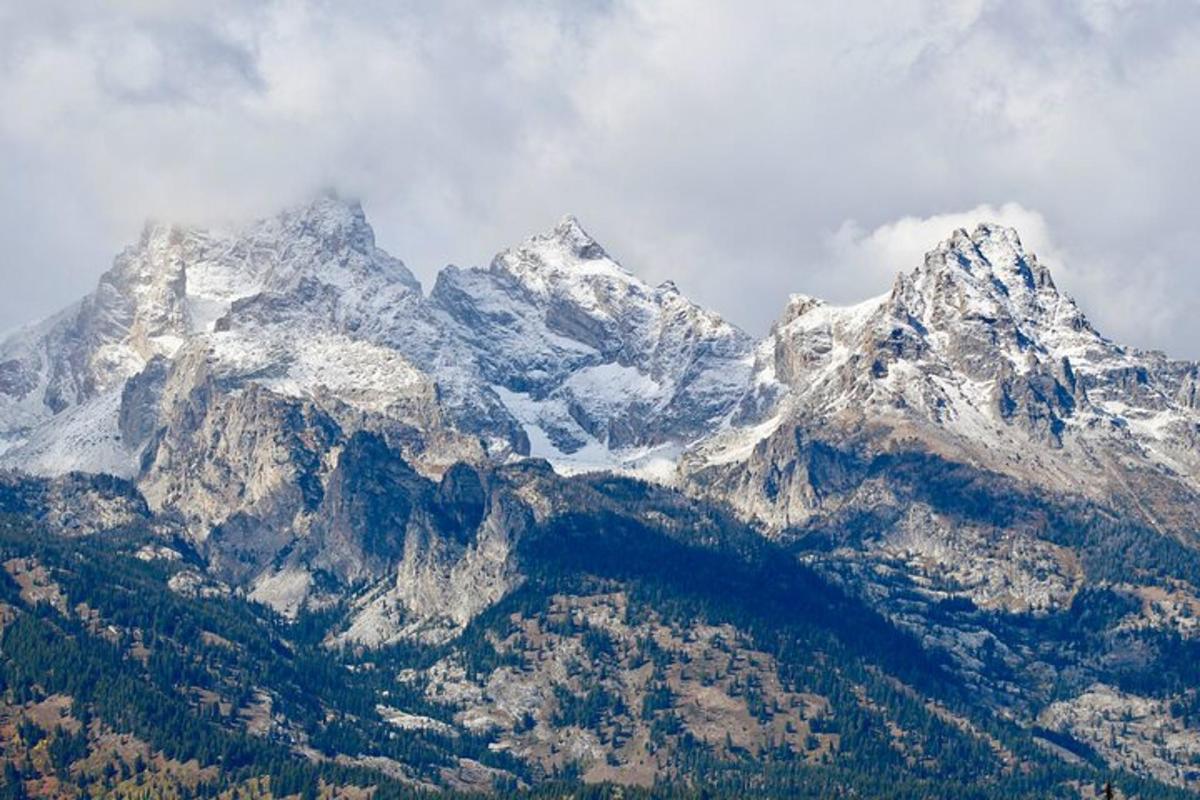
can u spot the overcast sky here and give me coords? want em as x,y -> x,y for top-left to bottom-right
2,0 -> 1199,355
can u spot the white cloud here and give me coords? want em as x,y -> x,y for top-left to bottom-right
0,0 -> 1198,356
826,203 -> 1066,298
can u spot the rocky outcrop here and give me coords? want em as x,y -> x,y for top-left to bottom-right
307,431 -> 439,583
332,458 -> 534,645
5,203 -> 1200,789
685,224 -> 1200,535
0,470 -> 151,536
118,355 -> 171,450
428,216 -> 753,461
141,377 -> 340,582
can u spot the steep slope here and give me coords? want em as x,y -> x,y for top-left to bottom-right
684,223 -> 1200,533
0,199 -> 754,483
4,471 -> 1191,799
7,202 -> 1200,790
429,217 -> 753,473
0,198 -> 756,619
0,196 -> 435,477
677,224 -> 1200,790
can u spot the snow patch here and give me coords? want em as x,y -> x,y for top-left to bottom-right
0,389 -> 136,478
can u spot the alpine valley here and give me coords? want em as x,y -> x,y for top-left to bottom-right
1,196 -> 1199,798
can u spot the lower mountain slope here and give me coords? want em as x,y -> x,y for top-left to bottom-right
0,469 -> 1193,799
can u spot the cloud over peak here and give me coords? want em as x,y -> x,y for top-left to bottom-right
2,0 -> 1199,355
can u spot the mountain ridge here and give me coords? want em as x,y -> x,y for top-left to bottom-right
4,197 -> 1200,792
5,196 -> 1200,592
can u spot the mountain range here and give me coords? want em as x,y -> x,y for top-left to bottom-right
1,196 -> 1199,798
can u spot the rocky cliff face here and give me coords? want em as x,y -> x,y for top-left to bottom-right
0,197 -> 764,615
6,200 -> 1200,789
0,196 -> 425,474
684,224 -> 1200,535
429,217 -> 752,464
6,204 -> 1200,594
6,205 -> 1200,603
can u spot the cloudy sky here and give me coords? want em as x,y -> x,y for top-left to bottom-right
2,0 -> 1199,355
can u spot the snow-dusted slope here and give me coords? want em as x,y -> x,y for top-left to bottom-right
0,196 -> 433,476
685,224 -> 1200,532
428,216 -> 753,474
0,199 -> 755,574
5,202 -> 1200,545
10,205 -> 1200,790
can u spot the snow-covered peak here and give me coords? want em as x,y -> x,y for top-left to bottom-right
888,223 -> 1087,343
427,215 -> 753,469
756,223 -> 1093,414
136,194 -> 376,267
134,218 -> 195,255
120,194 -> 414,326
685,234 -> 1200,546
275,193 -> 374,242
550,214 -> 608,260
776,294 -> 828,328
224,196 -> 419,299
489,215 -> 629,295
0,194 -> 429,468
481,214 -> 743,342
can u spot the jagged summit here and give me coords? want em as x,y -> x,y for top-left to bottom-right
488,213 -> 630,294
8,204 -> 1200,793
4,202 -> 1199,532
549,214 -> 608,259
0,199 -> 756,482
687,219 -> 1200,536
847,222 -> 1104,422
276,192 -> 372,232
430,212 -> 753,467
760,222 -> 1101,418
0,196 -> 429,475
890,223 -> 1082,336
136,193 -> 375,255
776,293 -> 829,328
770,224 -> 1087,371
128,195 -> 423,334
117,195 -> 415,313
